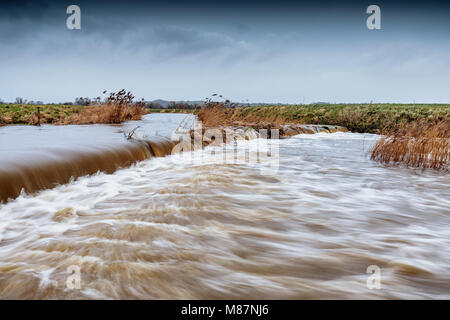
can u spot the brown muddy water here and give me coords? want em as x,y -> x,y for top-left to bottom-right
0,114 -> 180,202
0,114 -> 449,299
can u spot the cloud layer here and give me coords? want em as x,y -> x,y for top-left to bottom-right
1,0 -> 449,103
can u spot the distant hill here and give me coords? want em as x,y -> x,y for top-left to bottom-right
310,102 -> 331,105
150,99 -> 170,108
147,99 -> 204,108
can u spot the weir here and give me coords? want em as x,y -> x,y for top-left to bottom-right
0,138 -> 176,203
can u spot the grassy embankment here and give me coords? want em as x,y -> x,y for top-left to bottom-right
200,104 -> 449,133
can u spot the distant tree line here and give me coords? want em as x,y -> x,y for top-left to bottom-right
2,94 -> 285,108
167,102 -> 199,109
0,97 -> 72,105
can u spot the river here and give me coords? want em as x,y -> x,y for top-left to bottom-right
0,114 -> 449,299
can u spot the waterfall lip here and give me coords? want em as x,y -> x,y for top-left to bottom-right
0,138 -> 176,204
0,113 -> 196,204
1,142 -> 135,167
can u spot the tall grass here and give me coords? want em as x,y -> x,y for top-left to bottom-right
371,120 -> 449,170
197,96 -> 239,127
58,90 -> 147,125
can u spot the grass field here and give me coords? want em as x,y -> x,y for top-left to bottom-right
0,103 -> 149,125
0,105 -> 195,125
0,104 -> 84,125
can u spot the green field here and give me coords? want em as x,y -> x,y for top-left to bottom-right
0,104 -> 84,125
227,104 -> 450,133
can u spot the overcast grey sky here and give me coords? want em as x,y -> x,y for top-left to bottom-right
1,0 -> 450,103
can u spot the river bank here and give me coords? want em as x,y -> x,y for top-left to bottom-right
196,104 -> 450,133
0,103 -> 147,126
196,104 -> 449,169
0,104 -> 84,125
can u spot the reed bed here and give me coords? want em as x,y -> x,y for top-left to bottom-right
371,120 -> 450,170
196,96 -> 239,127
58,90 -> 146,124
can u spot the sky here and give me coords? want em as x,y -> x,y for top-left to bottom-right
1,0 -> 450,104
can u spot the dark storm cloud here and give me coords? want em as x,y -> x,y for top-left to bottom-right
2,0 -> 450,42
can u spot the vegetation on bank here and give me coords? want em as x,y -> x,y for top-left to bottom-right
59,90 -> 147,124
201,104 -> 450,134
0,104 -> 83,125
0,104 -> 197,125
3,100 -> 447,132
371,120 -> 449,170
0,90 -> 147,126
2,96 -> 449,169
197,102 -> 449,170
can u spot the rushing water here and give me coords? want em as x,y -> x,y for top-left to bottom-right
0,113 -> 188,162
0,114 -> 449,299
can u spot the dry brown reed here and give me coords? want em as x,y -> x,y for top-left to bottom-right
58,90 -> 147,125
0,115 -> 12,126
197,97 -> 449,170
371,120 -> 449,170
196,95 -> 238,127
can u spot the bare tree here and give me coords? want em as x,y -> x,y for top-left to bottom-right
74,97 -> 91,106
15,97 -> 27,104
